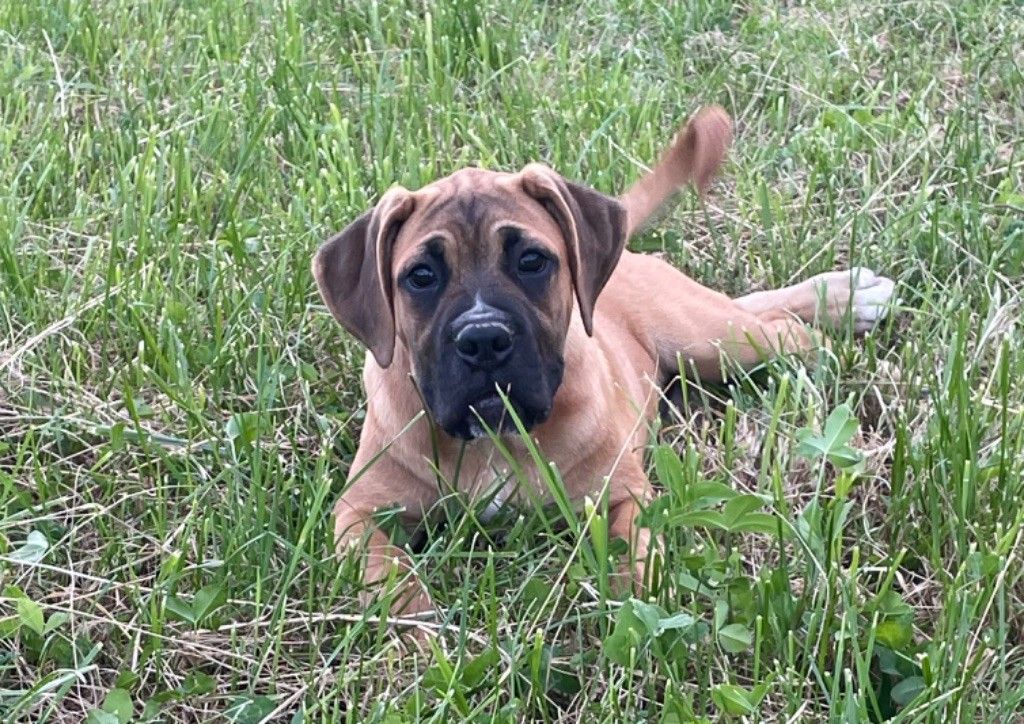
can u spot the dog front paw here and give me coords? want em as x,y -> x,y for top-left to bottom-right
359,569 -> 435,615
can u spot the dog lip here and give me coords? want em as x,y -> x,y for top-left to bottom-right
469,394 -> 507,419
444,392 -> 552,440
470,392 -> 504,407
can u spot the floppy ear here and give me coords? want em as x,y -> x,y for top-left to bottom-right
519,164 -> 628,335
311,188 -> 415,368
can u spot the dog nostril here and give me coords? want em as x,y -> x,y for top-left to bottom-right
491,332 -> 512,354
455,336 -> 479,357
455,323 -> 514,367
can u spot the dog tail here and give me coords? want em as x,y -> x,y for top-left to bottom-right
618,105 -> 732,237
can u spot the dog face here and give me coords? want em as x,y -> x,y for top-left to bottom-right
313,164 -> 627,440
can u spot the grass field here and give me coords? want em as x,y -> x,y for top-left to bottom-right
1,0 -> 1023,721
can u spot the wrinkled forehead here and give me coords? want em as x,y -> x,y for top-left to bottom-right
391,169 -> 565,270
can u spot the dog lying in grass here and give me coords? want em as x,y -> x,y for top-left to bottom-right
313,106 -> 894,621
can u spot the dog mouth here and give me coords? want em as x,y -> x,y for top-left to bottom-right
445,390 -> 551,441
471,392 -> 506,415
465,392 -> 515,439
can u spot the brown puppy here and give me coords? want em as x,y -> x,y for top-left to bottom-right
313,107 -> 894,616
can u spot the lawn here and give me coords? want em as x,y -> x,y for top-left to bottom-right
1,0 -> 1023,721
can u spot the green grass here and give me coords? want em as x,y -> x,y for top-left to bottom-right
1,0 -> 1023,720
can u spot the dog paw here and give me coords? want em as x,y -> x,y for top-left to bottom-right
810,267 -> 896,332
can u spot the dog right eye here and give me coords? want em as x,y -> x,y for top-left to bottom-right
406,265 -> 438,290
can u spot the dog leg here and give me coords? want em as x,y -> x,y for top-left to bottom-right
608,255 -> 895,378
333,457 -> 439,620
697,267 -> 894,372
606,472 -> 660,596
734,267 -> 895,333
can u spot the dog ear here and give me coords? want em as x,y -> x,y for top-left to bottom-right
312,188 -> 415,368
519,164 -> 627,335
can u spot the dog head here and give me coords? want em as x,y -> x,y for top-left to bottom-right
313,164 -> 627,440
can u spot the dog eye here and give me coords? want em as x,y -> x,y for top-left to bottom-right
406,265 -> 438,290
517,251 -> 547,275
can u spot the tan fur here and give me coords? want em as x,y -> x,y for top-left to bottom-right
619,106 -> 732,236
315,107 -> 892,624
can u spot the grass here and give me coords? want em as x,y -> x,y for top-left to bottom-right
1,0 -> 1023,720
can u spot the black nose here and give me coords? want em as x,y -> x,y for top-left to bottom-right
454,322 -> 514,369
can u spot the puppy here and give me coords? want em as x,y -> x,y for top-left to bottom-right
313,107 -> 894,616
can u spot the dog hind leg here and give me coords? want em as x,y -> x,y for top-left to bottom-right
733,267 -> 895,333
609,255 -> 894,380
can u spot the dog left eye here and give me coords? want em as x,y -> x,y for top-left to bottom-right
517,251 -> 547,275
406,265 -> 439,290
